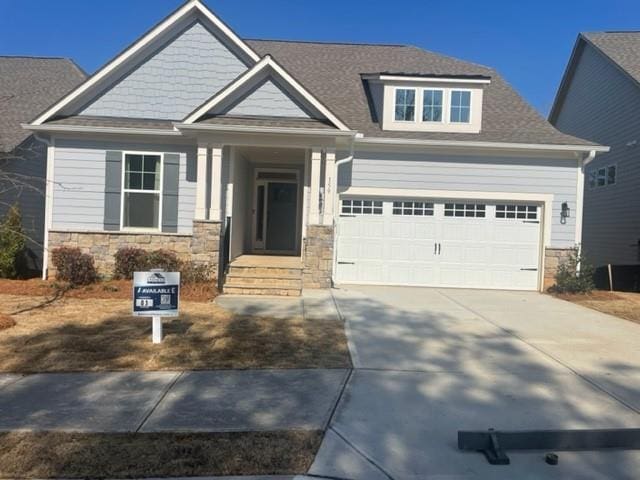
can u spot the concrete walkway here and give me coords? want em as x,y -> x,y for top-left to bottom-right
308,285 -> 640,480
0,369 -> 348,432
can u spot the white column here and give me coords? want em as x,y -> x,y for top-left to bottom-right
309,147 -> 322,225
225,147 -> 235,217
323,148 -> 336,225
210,145 -> 223,222
195,146 -> 208,219
302,149 -> 311,237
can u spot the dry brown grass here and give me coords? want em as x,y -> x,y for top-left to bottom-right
556,290 -> 640,324
0,430 -> 321,478
0,294 -> 351,373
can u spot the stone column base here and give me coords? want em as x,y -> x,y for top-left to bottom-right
544,247 -> 575,290
303,225 -> 334,289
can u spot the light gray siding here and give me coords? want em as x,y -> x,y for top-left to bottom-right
52,139 -> 197,234
339,149 -> 579,248
80,21 -> 249,120
553,43 -> 640,266
226,78 -> 310,118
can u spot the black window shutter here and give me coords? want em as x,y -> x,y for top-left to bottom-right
162,153 -> 180,233
104,150 -> 123,231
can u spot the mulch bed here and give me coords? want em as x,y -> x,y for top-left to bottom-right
555,290 -> 640,324
0,313 -> 16,331
0,278 -> 217,302
0,430 -> 322,479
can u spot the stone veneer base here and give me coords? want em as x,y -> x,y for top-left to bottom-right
303,225 -> 334,289
544,247 -> 575,290
47,220 -> 221,279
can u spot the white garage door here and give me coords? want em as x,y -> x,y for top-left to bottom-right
335,198 -> 542,290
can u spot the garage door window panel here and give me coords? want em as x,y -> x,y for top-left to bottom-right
496,204 -> 537,220
444,203 -> 486,218
341,199 -> 383,215
393,201 -> 434,216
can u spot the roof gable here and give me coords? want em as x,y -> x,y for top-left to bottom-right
183,55 -> 349,130
31,0 -> 260,125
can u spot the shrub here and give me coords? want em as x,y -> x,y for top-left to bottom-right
113,248 -> 148,279
0,205 -> 26,279
554,247 -> 595,294
146,249 -> 180,272
114,248 -> 180,279
51,247 -> 97,286
180,260 -> 213,284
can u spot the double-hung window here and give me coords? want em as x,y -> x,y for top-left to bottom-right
122,153 -> 162,230
589,165 -> 617,189
422,89 -> 443,122
394,88 -> 416,121
450,90 -> 471,123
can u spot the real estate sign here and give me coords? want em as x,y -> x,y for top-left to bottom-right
132,271 -> 180,317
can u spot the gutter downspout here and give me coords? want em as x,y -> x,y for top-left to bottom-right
331,134 -> 359,286
33,133 -> 53,280
575,149 -> 597,273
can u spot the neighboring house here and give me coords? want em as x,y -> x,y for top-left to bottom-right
0,56 -> 86,274
24,0 -> 607,294
550,32 -> 640,272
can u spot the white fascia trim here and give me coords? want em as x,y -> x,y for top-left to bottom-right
182,56 -> 351,131
175,122 -> 356,137
364,74 -> 491,84
340,186 -> 554,247
355,136 -> 610,153
29,0 -> 260,126
23,123 -> 182,136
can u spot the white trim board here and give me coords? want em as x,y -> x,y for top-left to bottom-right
182,55 -> 350,131
30,0 -> 260,126
363,74 -> 492,85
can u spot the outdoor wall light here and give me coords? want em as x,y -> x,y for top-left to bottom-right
560,202 -> 571,224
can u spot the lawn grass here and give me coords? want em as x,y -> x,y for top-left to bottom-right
556,290 -> 640,324
0,295 -> 351,372
0,430 -> 322,478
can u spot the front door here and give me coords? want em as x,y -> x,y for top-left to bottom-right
252,169 -> 299,254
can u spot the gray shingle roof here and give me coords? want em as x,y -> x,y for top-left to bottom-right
0,56 -> 86,152
45,115 -> 175,130
582,32 -> 640,86
196,115 -> 335,129
246,40 -> 595,146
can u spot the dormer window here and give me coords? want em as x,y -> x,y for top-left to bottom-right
450,90 -> 471,123
422,89 -> 443,122
364,74 -> 490,133
394,88 -> 416,121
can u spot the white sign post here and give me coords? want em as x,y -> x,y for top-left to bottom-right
133,270 -> 180,344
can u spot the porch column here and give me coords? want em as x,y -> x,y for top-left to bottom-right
210,145 -> 223,221
195,145 -> 208,219
322,148 -> 336,225
225,146 -> 235,218
309,147 -> 322,224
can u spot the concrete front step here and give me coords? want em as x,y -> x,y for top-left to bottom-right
225,275 -> 302,289
223,285 -> 302,296
229,266 -> 303,277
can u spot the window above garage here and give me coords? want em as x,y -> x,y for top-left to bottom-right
363,74 -> 490,134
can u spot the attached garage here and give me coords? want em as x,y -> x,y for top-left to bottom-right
335,197 -> 543,290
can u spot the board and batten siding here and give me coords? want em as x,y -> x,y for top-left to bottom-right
553,42 -> 640,267
339,149 -> 579,248
79,21 -> 249,120
52,138 -> 197,234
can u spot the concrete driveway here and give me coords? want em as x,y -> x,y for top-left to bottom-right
310,286 -> 640,480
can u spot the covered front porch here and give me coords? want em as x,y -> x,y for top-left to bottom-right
187,132 -> 346,294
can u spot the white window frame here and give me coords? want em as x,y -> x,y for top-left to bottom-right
120,150 -> 164,232
449,88 -> 472,124
421,88 -> 445,123
341,199 -> 383,216
496,204 -> 538,220
392,200 -> 435,216
443,202 -> 486,218
393,87 -> 417,123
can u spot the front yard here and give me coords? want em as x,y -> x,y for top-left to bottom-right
0,290 -> 350,372
556,290 -> 640,324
